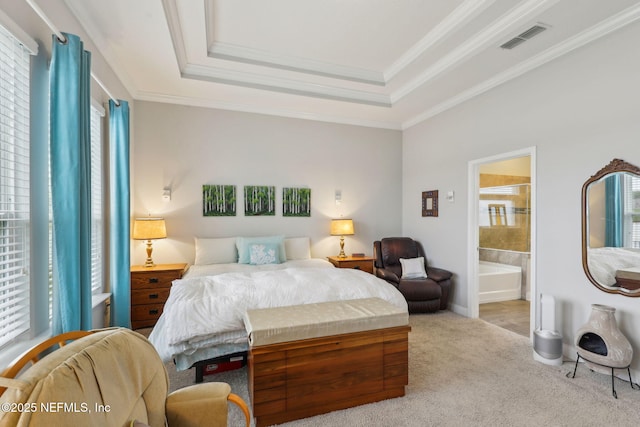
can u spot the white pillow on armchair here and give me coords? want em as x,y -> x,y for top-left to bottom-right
399,257 -> 428,279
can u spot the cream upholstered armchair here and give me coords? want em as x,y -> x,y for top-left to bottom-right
0,328 -> 249,427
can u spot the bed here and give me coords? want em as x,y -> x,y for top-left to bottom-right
587,246 -> 640,288
148,236 -> 408,378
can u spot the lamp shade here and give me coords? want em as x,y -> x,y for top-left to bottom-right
132,218 -> 167,240
330,219 -> 354,236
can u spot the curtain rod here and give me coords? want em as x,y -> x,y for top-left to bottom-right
26,0 -> 121,106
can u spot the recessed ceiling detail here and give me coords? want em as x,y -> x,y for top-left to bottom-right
208,42 -> 386,86
175,0 -> 560,107
205,0 -> 497,87
65,0 -> 640,130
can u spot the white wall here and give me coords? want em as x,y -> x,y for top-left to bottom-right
132,102 -> 402,265
403,20 -> 640,373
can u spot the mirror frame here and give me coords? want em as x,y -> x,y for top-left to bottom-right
581,158 -> 640,296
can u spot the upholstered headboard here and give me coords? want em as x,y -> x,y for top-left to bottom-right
194,236 -> 311,265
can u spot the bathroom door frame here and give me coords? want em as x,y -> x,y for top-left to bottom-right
467,146 -> 537,340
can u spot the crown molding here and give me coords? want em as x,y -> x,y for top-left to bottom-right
135,90 -> 402,130
162,0 -> 188,67
166,0 -> 389,106
68,0 -> 640,131
204,0 -> 384,86
384,0 -> 496,82
181,63 -> 391,107
392,0 -> 560,103
208,41 -> 385,86
402,2 -> 640,130
204,1 -> 495,88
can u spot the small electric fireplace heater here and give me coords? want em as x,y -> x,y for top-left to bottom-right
569,304 -> 639,398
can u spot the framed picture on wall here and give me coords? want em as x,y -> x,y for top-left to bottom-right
283,187 -> 311,217
244,185 -> 276,216
203,185 -> 236,216
422,190 -> 438,217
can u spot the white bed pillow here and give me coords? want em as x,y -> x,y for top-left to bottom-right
237,236 -> 286,264
284,237 -> 311,260
194,237 -> 238,265
399,257 -> 427,279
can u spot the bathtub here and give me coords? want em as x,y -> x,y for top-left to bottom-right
479,261 -> 522,304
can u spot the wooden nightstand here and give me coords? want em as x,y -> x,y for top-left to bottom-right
327,256 -> 374,274
130,263 -> 188,329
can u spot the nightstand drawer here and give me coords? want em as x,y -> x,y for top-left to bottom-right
131,288 -> 171,305
131,303 -> 165,319
343,260 -> 374,273
131,271 -> 178,289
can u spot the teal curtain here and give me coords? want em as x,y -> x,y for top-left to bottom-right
605,174 -> 623,247
50,33 -> 92,333
109,99 -> 131,327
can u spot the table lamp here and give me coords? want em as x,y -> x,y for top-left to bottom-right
132,217 -> 167,267
330,219 -> 354,258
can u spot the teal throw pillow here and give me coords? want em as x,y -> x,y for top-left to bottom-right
237,236 -> 286,264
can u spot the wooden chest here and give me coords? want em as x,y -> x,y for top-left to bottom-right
245,299 -> 410,427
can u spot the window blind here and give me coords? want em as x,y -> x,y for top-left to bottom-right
0,24 -> 31,347
90,106 -> 104,295
629,175 -> 640,248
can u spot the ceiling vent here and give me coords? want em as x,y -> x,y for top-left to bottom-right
500,24 -> 548,49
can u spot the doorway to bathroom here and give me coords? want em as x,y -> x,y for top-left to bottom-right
467,148 -> 536,339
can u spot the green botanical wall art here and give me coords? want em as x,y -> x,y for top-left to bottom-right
203,185 -> 236,216
283,187 -> 311,217
244,185 -> 276,216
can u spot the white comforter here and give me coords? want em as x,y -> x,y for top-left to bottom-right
149,262 -> 407,364
587,247 -> 640,286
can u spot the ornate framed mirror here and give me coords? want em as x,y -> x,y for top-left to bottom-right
582,159 -> 640,296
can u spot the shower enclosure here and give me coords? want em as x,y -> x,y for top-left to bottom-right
479,183 -> 531,301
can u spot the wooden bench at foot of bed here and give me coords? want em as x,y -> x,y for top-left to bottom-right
243,298 -> 410,427
615,267 -> 640,291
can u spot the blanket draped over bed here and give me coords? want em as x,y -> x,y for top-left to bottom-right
149,264 -> 408,370
587,246 -> 640,286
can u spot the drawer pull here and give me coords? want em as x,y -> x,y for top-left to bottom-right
149,277 -> 159,284
149,309 -> 159,315
149,294 -> 159,299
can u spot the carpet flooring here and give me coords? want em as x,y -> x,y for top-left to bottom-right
164,311 -> 640,426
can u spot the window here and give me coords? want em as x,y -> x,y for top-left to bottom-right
623,174 -> 640,249
90,104 -> 104,295
0,24 -> 31,348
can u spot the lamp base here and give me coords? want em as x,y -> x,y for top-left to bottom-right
337,236 -> 347,258
144,240 -> 156,267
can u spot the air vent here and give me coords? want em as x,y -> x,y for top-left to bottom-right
500,24 -> 548,49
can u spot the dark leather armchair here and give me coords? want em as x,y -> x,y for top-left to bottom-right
373,237 -> 452,313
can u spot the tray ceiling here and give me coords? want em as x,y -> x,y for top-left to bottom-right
65,0 -> 640,129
